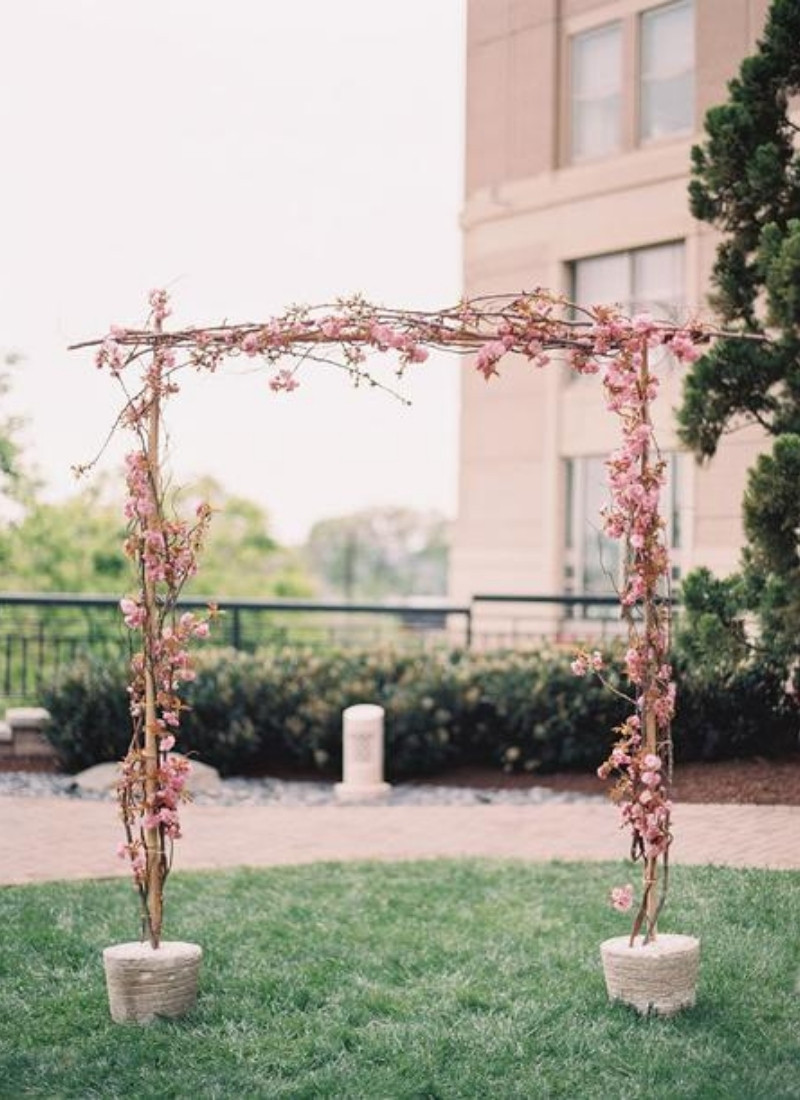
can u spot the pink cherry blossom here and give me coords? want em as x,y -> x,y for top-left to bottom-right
241,332 -> 260,356
610,884 -> 634,912
269,368 -> 300,392
120,597 -> 146,629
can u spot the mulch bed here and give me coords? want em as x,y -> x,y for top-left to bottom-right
3,753 -> 799,805
427,756 -> 800,806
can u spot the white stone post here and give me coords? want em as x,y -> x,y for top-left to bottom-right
334,703 -> 391,802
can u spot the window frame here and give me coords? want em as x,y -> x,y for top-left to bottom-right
563,452 -> 687,615
638,0 -> 695,144
570,240 -> 687,321
563,1 -> 696,165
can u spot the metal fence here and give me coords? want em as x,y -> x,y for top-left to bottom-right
0,591 -> 635,704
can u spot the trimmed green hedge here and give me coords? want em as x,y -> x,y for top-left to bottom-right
41,644 -> 798,777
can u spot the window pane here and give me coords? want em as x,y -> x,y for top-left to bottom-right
572,96 -> 622,161
574,252 -> 630,310
564,458 -> 575,550
582,457 -> 620,595
571,23 -> 622,160
632,241 -> 685,318
640,1 -> 694,140
641,0 -> 693,79
665,452 -> 685,550
573,25 -> 622,97
642,72 -> 694,141
563,454 -> 684,609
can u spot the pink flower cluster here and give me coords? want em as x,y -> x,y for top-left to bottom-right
610,883 -> 634,912
227,312 -> 429,391
95,337 -> 126,375
149,288 -> 171,324
571,650 -> 604,676
463,302 -> 705,389
366,320 -> 429,364
123,451 -> 211,591
597,718 -> 673,864
142,751 -> 191,839
116,741 -> 193,882
475,338 -> 512,380
269,368 -> 300,393
117,839 -> 146,884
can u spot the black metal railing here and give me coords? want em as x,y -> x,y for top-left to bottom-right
0,591 -> 642,703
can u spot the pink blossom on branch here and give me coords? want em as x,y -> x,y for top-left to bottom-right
120,597 -> 146,629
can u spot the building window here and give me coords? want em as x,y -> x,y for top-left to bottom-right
565,455 -> 622,604
564,453 -> 685,608
566,241 -> 688,611
570,22 -> 622,162
572,241 -> 685,320
639,0 -> 695,142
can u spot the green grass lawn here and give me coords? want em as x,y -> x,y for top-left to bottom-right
1,860 -> 798,1099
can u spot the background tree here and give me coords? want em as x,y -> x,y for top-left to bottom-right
3,477 -> 127,592
677,0 -> 800,673
0,353 -> 39,574
0,353 -> 37,507
305,507 -> 450,600
3,473 -> 312,598
174,476 -> 312,599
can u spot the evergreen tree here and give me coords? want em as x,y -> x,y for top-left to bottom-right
678,0 -> 800,671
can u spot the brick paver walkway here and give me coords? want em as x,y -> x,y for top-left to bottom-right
1,796 -> 798,886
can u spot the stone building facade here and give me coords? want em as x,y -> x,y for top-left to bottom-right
451,0 -> 771,636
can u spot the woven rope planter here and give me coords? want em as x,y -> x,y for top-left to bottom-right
103,941 -> 202,1023
600,934 -> 700,1017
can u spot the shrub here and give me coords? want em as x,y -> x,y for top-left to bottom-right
469,648 -> 630,773
179,649 -> 270,776
41,642 -> 799,779
41,656 -> 130,771
672,652 -> 799,760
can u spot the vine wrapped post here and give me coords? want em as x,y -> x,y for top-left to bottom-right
110,291 -> 215,949
588,323 -> 679,944
638,341 -> 666,942
142,324 -> 165,946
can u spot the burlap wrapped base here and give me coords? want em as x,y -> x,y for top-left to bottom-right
103,941 -> 202,1023
600,934 -> 700,1017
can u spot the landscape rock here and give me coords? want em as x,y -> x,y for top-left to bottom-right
72,756 -> 222,795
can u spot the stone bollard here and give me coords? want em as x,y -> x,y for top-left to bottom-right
5,707 -> 53,759
334,704 -> 391,802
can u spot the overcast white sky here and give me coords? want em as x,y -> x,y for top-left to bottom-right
0,1 -> 465,544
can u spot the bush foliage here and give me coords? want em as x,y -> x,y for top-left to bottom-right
42,643 -> 798,777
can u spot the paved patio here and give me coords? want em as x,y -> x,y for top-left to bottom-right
1,796 -> 798,886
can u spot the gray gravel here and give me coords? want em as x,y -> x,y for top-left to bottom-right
0,771 -> 600,806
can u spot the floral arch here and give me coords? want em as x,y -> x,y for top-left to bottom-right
74,287 -> 730,952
